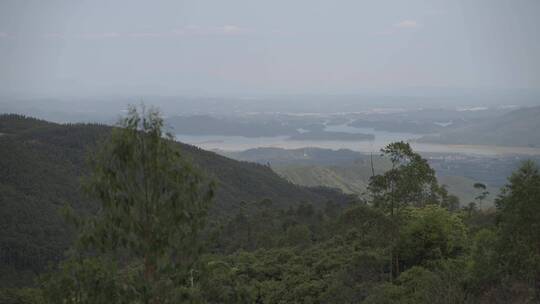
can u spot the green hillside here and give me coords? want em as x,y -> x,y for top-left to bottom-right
274,165 -> 369,194
273,163 -> 494,206
0,114 -> 350,286
226,147 -> 499,206
419,106 -> 540,147
437,175 -> 496,206
2,114 -> 538,303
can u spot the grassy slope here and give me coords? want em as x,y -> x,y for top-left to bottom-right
226,147 -> 499,206
275,165 -> 368,194
274,163 -> 496,207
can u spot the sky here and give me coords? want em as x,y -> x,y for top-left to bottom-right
0,0 -> 539,98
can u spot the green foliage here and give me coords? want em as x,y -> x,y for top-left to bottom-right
367,142 -> 454,279
4,114 -> 540,304
44,106 -> 215,303
0,120 -> 108,286
198,242 -> 388,303
0,114 -> 348,287
369,141 -> 443,216
0,287 -> 43,304
398,205 -> 467,268
41,256 -> 122,304
438,184 -> 461,211
80,105 -> 214,263
337,204 -> 393,248
463,161 -> 540,302
468,229 -> 501,291
473,182 -> 490,209
195,202 -> 393,303
285,224 -> 312,247
365,264 -> 467,304
495,160 -> 540,299
0,114 -> 54,135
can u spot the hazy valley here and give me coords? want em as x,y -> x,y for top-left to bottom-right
2,1 -> 540,302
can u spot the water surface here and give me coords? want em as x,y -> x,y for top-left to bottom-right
175,124 -> 540,156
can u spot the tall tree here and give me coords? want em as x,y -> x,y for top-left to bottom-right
369,141 -> 442,216
44,105 -> 214,303
368,142 -> 444,278
495,160 -> 540,299
473,182 -> 489,210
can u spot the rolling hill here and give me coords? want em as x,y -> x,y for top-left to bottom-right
0,114 -> 351,286
225,147 -> 497,207
419,106 -> 540,147
272,164 -> 495,206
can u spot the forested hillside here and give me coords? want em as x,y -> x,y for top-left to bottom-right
0,114 -> 351,287
2,112 -> 540,303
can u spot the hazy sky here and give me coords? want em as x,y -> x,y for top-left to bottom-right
0,0 -> 539,97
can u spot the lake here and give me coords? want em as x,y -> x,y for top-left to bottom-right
175,124 -> 540,156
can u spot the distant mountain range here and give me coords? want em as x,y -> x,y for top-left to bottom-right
419,106 -> 540,147
289,130 -> 374,141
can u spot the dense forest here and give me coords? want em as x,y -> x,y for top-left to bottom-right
0,113 -> 352,288
1,110 -> 540,303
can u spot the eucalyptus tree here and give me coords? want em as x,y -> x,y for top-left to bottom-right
473,182 -> 489,210
368,141 -> 442,217
43,105 -> 214,304
368,141 -> 445,278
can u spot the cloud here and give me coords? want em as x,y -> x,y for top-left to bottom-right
394,20 -> 420,29
0,32 -> 8,38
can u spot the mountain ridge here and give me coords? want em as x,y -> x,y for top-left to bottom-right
0,114 -> 352,285
419,106 -> 540,147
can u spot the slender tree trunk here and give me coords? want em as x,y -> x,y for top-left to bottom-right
395,253 -> 400,278
370,152 -> 375,177
535,244 -> 540,300
535,273 -> 540,302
